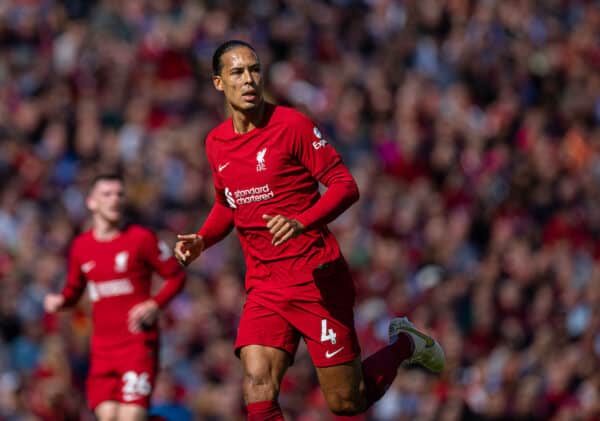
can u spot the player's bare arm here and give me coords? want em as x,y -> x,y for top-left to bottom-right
262,214 -> 304,246
174,234 -> 205,266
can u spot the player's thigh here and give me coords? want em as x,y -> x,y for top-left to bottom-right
235,297 -> 300,361
117,403 -> 147,421
315,358 -> 367,413
240,344 -> 291,383
119,350 -> 158,407
288,294 -> 360,367
296,259 -> 361,367
240,344 -> 292,403
94,401 -> 119,421
87,353 -> 121,412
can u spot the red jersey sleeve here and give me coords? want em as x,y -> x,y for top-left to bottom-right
197,137 -> 235,248
290,117 -> 359,229
61,239 -> 86,307
141,230 -> 186,308
290,118 -> 344,179
197,201 -> 235,248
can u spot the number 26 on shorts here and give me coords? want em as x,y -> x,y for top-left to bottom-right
122,371 -> 151,398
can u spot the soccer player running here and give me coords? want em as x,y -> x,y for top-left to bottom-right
175,40 -> 445,419
44,174 -> 186,421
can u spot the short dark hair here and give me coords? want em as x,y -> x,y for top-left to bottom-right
90,173 -> 124,190
212,40 -> 258,76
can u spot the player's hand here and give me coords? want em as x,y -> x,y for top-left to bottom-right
262,214 -> 304,246
44,294 -> 65,313
174,234 -> 205,266
128,299 -> 159,333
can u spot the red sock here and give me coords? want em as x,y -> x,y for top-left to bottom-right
361,332 -> 413,407
246,400 -> 285,421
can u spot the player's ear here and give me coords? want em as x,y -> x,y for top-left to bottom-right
213,75 -> 224,92
86,195 -> 97,212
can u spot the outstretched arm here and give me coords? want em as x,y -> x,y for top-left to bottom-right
174,200 -> 234,266
197,200 -> 235,249
175,134 -> 236,265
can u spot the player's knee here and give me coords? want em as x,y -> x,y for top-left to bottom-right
116,403 -> 147,421
324,390 -> 367,416
96,415 -> 118,421
95,403 -> 119,421
243,371 -> 279,401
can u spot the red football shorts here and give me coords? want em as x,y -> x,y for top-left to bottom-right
86,340 -> 158,410
235,258 -> 361,367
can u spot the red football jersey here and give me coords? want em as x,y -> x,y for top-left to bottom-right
61,224 -> 185,350
201,104 -> 358,291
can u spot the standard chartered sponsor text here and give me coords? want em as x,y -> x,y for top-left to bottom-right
89,278 -> 134,301
233,184 -> 275,205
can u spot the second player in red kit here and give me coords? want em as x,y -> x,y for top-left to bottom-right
45,174 -> 186,421
175,40 -> 445,419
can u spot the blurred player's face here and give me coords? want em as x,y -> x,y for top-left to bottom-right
87,180 -> 125,225
213,47 -> 263,112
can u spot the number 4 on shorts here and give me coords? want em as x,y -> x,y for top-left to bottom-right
321,319 -> 337,344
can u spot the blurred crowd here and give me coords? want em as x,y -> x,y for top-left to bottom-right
1,0 -> 600,420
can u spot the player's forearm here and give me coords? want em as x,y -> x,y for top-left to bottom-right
197,201 -> 235,248
152,270 -> 186,308
61,247 -> 85,308
295,170 -> 359,230
61,284 -> 85,308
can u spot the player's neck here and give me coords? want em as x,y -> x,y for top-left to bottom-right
92,217 -> 121,241
231,101 -> 266,134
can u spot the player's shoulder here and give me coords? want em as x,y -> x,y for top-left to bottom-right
124,224 -> 156,240
272,105 -> 314,129
71,229 -> 92,250
206,118 -> 234,143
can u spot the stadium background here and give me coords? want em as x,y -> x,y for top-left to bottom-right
1,0 -> 600,419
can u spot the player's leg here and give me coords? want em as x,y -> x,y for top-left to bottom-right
114,342 -> 158,417
303,260 -> 444,414
314,358 -> 367,415
240,345 -> 290,420
315,318 -> 445,415
286,294 -> 370,414
235,297 -> 299,421
292,260 -> 368,414
117,403 -> 148,421
88,352 -> 121,420
94,401 -> 119,421
314,330 -> 414,415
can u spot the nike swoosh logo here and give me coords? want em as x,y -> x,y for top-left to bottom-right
325,347 -> 344,358
81,261 -> 95,273
218,162 -> 230,172
403,326 -> 435,347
